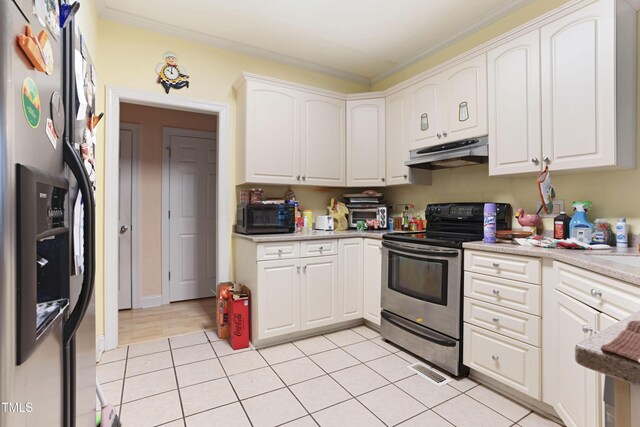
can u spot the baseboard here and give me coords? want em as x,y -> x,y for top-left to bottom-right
140,295 -> 162,308
96,335 -> 105,362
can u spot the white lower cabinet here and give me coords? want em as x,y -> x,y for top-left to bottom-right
256,259 -> 302,339
300,255 -> 339,330
363,238 -> 382,326
338,239 -> 364,322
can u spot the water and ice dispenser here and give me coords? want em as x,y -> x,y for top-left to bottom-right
16,165 -> 70,365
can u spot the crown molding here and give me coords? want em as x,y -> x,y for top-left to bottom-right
98,6 -> 371,86
370,0 -> 536,84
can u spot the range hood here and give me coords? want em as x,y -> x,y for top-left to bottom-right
405,137 -> 488,170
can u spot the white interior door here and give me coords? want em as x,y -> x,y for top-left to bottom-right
168,130 -> 217,302
118,128 -> 133,310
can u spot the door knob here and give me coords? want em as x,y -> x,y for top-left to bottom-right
543,156 -> 551,164
492,355 -> 499,361
582,325 -> 594,334
442,131 -> 448,137
531,157 -> 539,164
437,133 -> 442,139
492,289 -> 500,296
120,225 -> 129,234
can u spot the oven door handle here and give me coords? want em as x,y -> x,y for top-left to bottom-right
381,311 -> 457,347
381,241 -> 459,258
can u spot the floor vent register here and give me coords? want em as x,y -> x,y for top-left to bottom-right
408,363 -> 452,386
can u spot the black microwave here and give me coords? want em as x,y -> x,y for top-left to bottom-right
235,203 -> 296,234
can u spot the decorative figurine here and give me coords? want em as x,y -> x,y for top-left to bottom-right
155,52 -> 190,94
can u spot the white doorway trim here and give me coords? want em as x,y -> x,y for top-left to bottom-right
161,127 -> 217,305
104,86 -> 230,350
119,122 -> 142,310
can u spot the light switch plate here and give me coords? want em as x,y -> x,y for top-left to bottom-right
536,199 -> 565,217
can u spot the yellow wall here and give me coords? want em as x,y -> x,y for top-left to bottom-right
93,19 -> 369,336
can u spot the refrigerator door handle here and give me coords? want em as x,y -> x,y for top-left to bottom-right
62,139 -> 95,345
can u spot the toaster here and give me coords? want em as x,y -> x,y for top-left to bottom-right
314,215 -> 335,231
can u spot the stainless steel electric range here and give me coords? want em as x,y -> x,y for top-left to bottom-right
381,202 -> 511,376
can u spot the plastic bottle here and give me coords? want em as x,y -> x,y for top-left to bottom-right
553,211 -> 571,240
569,201 -> 593,243
402,205 -> 410,231
483,203 -> 496,244
616,218 -> 628,248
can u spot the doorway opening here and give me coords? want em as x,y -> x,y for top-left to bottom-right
104,87 -> 230,350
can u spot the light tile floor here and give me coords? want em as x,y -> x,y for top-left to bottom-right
97,326 -> 564,427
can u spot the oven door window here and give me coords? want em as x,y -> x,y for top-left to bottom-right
387,251 -> 448,305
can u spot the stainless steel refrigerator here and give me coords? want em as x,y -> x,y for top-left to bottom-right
0,1 -> 96,426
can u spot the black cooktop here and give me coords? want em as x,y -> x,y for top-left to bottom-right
384,202 -> 511,248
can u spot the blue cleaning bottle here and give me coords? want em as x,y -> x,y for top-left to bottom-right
569,201 -> 593,243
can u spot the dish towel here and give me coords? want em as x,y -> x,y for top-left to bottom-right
602,321 -> 640,362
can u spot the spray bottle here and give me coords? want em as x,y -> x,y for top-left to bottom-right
569,201 -> 593,243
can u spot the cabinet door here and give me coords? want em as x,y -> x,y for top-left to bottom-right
256,259 -> 301,339
442,54 -> 488,142
300,94 -> 346,186
598,313 -> 618,427
244,81 -> 300,184
363,238 -> 382,325
541,0 -> 615,170
488,31 -> 542,175
385,90 -> 410,185
552,290 -> 599,427
301,256 -> 339,330
338,239 -> 363,322
346,99 -> 386,186
409,74 -> 442,150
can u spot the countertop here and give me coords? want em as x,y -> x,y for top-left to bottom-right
232,229 -> 392,242
463,241 -> 640,287
576,312 -> 640,384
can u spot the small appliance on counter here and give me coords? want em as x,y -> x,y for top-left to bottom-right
314,215 -> 334,231
344,192 -> 388,229
235,203 -> 295,234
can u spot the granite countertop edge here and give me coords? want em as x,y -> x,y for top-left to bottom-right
576,313 -> 640,384
462,241 -> 640,287
232,230 -> 390,242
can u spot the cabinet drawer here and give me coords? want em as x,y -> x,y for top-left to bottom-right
463,323 -> 541,399
464,250 -> 541,284
257,242 -> 300,261
301,240 -> 337,257
554,261 -> 640,320
464,298 -> 540,346
464,272 -> 541,315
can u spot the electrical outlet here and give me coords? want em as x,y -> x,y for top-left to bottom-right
536,199 -> 565,217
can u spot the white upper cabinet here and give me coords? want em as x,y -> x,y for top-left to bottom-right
540,0 -> 636,171
300,93 -> 346,186
238,80 -> 301,184
386,89 -> 432,186
346,98 -> 386,186
488,31 -> 542,175
409,54 -> 487,151
410,74 -> 443,150
235,75 -> 346,186
442,54 -> 488,143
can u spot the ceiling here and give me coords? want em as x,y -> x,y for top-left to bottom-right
98,0 -> 535,84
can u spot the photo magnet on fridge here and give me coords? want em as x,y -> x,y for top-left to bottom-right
155,52 -> 190,94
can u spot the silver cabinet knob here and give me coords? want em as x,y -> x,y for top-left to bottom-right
543,156 -> 551,164
590,289 -> 603,298
297,265 -> 301,271
492,355 -> 499,361
531,157 -> 539,164
319,246 -> 324,252
492,262 -> 500,268
120,225 -> 129,234
381,177 -> 385,182
582,325 -> 594,334
437,133 -> 442,139
296,175 -> 301,181
303,265 -> 307,271
492,317 -> 500,323
492,289 -> 500,296
403,174 -> 408,179
442,131 -> 448,137
278,249 -> 283,254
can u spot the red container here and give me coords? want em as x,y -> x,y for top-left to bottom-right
228,286 -> 250,350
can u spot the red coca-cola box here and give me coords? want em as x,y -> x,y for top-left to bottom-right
228,285 -> 250,350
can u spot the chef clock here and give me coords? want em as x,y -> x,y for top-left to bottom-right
155,52 -> 190,94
